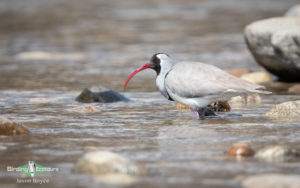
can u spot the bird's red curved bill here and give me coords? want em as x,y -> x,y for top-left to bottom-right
124,63 -> 151,89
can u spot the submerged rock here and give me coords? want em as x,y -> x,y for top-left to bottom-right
76,86 -> 129,103
242,173 -> 300,188
94,173 -> 136,185
0,116 -> 29,136
241,72 -> 272,84
227,142 -> 255,157
285,4 -> 300,17
245,17 -> 300,81
74,150 -> 145,175
255,146 -> 299,162
70,105 -> 100,113
288,84 -> 300,94
265,100 -> 300,119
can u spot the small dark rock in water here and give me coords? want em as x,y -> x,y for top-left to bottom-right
255,145 -> 300,162
227,142 -> 255,157
245,17 -> 300,81
0,116 -> 30,136
76,86 -> 129,103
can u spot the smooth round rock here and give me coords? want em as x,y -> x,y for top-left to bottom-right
74,150 -> 145,175
0,116 -> 30,136
265,100 -> 300,119
227,142 -> 255,157
76,86 -> 129,103
242,174 -> 300,188
245,17 -> 300,81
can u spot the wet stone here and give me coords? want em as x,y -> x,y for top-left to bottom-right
0,116 -> 29,136
255,145 -> 300,162
227,142 -> 255,157
76,86 -> 130,103
265,100 -> 300,119
70,105 -> 100,113
74,150 -> 145,175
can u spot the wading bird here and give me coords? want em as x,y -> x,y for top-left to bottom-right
124,53 -> 270,119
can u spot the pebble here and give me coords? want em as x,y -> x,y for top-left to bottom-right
255,145 -> 299,162
70,105 -> 100,113
242,173 -> 300,188
0,116 -> 30,136
265,100 -> 300,119
227,142 -> 255,157
241,72 -> 272,84
94,173 -> 135,185
74,150 -> 145,175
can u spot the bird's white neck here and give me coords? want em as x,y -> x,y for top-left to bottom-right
156,59 -> 173,99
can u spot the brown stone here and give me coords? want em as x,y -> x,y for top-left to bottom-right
226,68 -> 250,77
227,142 -> 255,157
0,116 -> 29,136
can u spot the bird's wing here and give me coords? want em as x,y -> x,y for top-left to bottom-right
165,61 -> 268,98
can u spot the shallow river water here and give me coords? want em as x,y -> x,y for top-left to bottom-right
0,0 -> 300,187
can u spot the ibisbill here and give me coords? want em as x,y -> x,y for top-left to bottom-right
124,53 -> 271,119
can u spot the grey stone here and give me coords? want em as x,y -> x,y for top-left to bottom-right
74,150 -> 145,175
76,86 -> 129,103
245,17 -> 300,81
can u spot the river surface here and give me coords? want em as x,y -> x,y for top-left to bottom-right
0,0 -> 300,187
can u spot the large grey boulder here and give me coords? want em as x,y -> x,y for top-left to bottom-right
245,17 -> 300,81
76,86 -> 129,103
